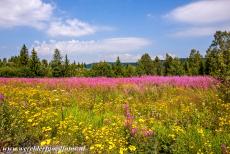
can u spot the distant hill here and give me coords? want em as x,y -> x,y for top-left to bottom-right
85,58 -> 193,68
85,62 -> 138,68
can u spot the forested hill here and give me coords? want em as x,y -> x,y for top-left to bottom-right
85,58 -> 202,69
85,62 -> 138,69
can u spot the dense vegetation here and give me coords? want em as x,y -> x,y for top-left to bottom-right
0,31 -> 229,78
0,77 -> 229,153
0,31 -> 229,153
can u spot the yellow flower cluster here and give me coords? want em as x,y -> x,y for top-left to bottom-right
0,81 -> 229,154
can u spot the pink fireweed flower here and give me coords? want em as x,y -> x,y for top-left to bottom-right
142,129 -> 154,137
130,127 -> 138,136
0,93 -> 4,101
0,76 -> 219,88
124,103 -> 134,128
125,118 -> 134,128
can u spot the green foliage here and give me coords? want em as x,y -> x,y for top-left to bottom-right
112,57 -> 124,77
50,49 -> 63,77
19,44 -> 29,67
205,31 -> 230,77
0,66 -> 31,77
91,61 -> 113,77
163,54 -> 184,76
154,56 -> 163,75
205,31 -> 230,102
137,53 -> 155,75
188,49 -> 203,75
0,31 -> 229,78
29,49 -> 41,77
124,65 -> 137,77
63,54 -> 71,77
0,66 -> 22,77
164,53 -> 173,75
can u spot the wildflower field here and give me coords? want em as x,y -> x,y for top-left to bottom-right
0,76 -> 229,153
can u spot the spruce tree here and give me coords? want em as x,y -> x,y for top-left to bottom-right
188,49 -> 202,75
137,53 -> 155,75
19,44 -> 29,67
163,53 -> 173,75
50,49 -> 63,77
113,56 -> 124,77
63,54 -> 71,77
154,56 -> 162,75
29,48 -> 41,76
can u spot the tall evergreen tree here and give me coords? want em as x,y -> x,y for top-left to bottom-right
63,54 -> 71,77
154,56 -> 163,75
137,53 -> 155,75
163,53 -> 173,75
50,49 -> 63,77
19,44 -> 29,66
183,60 -> 189,75
171,57 -> 185,75
113,56 -> 124,77
29,48 -> 41,76
188,49 -> 202,75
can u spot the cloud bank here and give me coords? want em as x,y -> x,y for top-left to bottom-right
33,37 -> 151,55
166,0 -> 230,37
0,0 -> 53,29
0,0 -> 108,37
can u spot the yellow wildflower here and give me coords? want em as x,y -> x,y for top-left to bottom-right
129,145 -> 136,151
27,119 -> 33,123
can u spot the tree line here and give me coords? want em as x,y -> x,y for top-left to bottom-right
0,31 -> 229,78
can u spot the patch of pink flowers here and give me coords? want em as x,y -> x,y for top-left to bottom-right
124,103 -> 154,138
0,76 -> 219,88
0,93 -> 4,101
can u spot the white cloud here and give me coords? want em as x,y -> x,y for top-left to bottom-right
173,25 -> 230,37
0,0 -> 112,37
47,19 -> 96,37
0,0 -> 53,29
167,0 -> 230,25
33,37 -> 151,55
166,0 -> 230,37
100,53 -> 142,62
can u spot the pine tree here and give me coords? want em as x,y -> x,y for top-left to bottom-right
113,56 -> 124,77
137,53 -> 155,75
171,57 -> 185,75
19,44 -> 29,66
154,56 -> 162,75
183,60 -> 189,75
188,49 -> 202,75
50,49 -> 63,77
163,53 -> 173,75
29,48 -> 41,76
63,54 -> 71,77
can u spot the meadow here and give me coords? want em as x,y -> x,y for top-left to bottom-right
0,76 -> 229,153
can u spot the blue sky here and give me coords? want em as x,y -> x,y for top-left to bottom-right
0,0 -> 229,63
